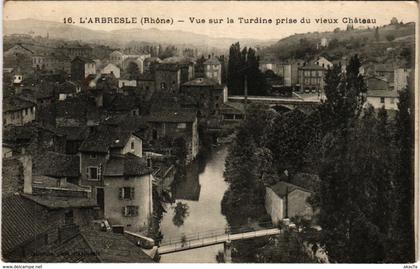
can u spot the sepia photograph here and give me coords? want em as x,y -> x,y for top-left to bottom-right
1,0 -> 418,265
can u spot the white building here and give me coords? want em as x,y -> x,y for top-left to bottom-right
366,90 -> 399,110
265,181 -> 313,225
313,56 -> 333,69
204,55 -> 222,84
394,68 -> 411,92
101,63 -> 121,79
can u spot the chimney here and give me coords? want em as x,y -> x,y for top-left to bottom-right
18,155 -> 32,194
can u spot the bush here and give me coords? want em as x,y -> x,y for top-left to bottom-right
386,34 -> 395,42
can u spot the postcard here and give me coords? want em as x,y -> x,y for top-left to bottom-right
1,0 -> 418,265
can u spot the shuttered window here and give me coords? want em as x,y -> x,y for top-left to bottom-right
118,187 -> 135,200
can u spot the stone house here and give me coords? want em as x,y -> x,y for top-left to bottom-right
313,56 -> 333,69
3,96 -> 36,126
71,56 -> 96,81
265,181 -> 314,225
103,153 -> 154,232
78,125 -> 145,207
181,77 -> 227,118
203,55 -> 222,84
298,63 -> 325,93
145,110 -> 199,163
57,81 -> 82,100
365,76 -> 390,91
366,90 -> 399,110
1,155 -> 97,261
155,63 -> 182,93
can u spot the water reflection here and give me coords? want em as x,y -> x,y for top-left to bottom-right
171,161 -> 201,201
172,202 -> 190,227
159,147 -> 229,263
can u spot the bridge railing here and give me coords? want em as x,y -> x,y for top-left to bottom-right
159,220 -> 276,246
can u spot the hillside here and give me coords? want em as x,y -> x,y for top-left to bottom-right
261,22 -> 415,67
4,19 -> 276,51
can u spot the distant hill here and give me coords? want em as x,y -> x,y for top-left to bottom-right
261,22 -> 415,64
4,19 -> 276,50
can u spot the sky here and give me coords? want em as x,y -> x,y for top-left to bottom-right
3,1 -> 419,40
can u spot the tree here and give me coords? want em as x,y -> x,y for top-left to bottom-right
126,62 -> 140,79
386,34 -> 395,42
227,43 -> 268,96
391,85 -> 415,262
374,27 -> 380,42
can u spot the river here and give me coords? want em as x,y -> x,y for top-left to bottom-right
159,146 -> 229,263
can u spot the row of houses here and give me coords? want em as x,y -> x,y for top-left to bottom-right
260,56 -> 412,110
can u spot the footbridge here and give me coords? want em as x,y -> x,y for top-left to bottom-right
158,226 -> 281,255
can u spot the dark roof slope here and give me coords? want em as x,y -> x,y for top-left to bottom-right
79,125 -> 136,153
299,63 -> 325,70
21,194 -> 97,209
146,110 -> 196,123
33,151 -> 80,178
81,227 -> 154,263
104,154 -> 153,177
268,181 -> 312,198
3,96 -> 36,112
22,225 -> 154,263
2,194 -> 49,254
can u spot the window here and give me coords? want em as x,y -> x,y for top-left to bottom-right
87,166 -> 99,180
160,82 -> 166,90
123,206 -> 139,217
119,187 -> 135,200
390,98 -> 395,104
90,154 -> 97,159
177,123 -> 187,129
131,141 -> 135,150
380,97 -> 385,104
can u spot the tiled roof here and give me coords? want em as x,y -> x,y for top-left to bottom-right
32,175 -> 90,193
58,81 -> 79,94
104,153 -> 153,177
33,151 -> 80,178
204,56 -> 221,65
22,229 -> 99,263
3,96 -> 36,112
183,77 -> 221,87
145,110 -> 196,123
55,97 -> 88,119
81,227 -> 154,263
268,181 -> 311,198
55,126 -> 89,141
21,193 -> 97,209
2,194 -> 49,254
367,90 -> 399,98
299,63 -> 325,70
79,125 -> 136,153
21,225 -> 154,263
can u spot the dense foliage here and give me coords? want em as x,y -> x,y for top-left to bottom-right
227,42 -> 268,96
222,54 -> 415,263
